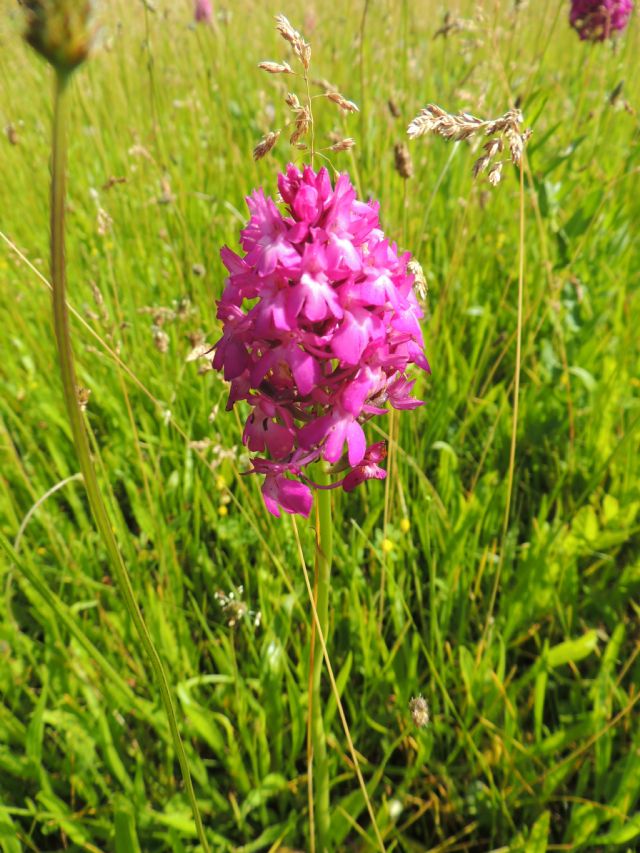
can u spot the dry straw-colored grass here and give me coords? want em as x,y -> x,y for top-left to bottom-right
407,103 -> 532,186
253,14 -> 358,162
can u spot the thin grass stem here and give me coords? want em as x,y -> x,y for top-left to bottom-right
311,477 -> 333,850
479,156 -> 526,657
49,69 -> 210,853
292,516 -> 386,852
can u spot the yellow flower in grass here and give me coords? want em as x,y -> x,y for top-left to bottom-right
381,538 -> 394,554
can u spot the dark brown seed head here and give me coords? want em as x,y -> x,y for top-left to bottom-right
394,141 -> 413,179
19,0 -> 97,73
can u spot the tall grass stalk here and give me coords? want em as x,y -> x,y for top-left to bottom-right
293,515 -> 386,853
479,157 -> 526,656
310,478 -> 333,850
49,69 -> 210,853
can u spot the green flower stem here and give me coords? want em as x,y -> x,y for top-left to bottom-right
50,70 -> 210,853
311,477 -> 333,851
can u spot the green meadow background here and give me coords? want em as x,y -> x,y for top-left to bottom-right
1,0 -> 639,850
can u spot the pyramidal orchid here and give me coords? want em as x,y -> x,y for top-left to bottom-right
569,0 -> 633,40
194,0 -> 213,24
212,15 -> 422,851
212,163 -> 430,518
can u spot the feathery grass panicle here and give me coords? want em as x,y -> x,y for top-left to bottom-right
255,13 -> 359,162
253,129 -> 281,161
275,13 -> 311,68
407,103 -> 531,186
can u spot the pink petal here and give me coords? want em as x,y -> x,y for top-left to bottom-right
346,421 -> 366,466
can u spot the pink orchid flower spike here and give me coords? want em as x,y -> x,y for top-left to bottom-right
212,165 -> 430,517
194,0 -> 213,24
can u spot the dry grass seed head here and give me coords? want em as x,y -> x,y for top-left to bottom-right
329,137 -> 356,152
409,695 -> 430,728
255,14 -> 358,160
488,162 -> 503,186
394,142 -> 413,179
289,107 -> 310,145
253,130 -> 280,161
312,77 -> 337,93
274,14 -> 311,69
285,92 -> 302,111
326,91 -> 359,113
388,98 -> 401,119
408,103 -> 531,186
258,60 -> 293,75
433,12 -> 477,39
407,259 -> 428,303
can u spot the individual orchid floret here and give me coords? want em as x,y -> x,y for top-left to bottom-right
212,165 -> 430,518
249,459 -> 313,519
342,442 -> 388,493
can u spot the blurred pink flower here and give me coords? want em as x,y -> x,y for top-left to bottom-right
570,0 -> 633,40
194,0 -> 213,24
213,165 -> 430,517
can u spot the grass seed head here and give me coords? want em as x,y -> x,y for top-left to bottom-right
285,92 -> 302,111
407,259 -> 428,302
388,98 -> 401,118
20,0 -> 97,73
258,60 -> 293,75
488,161 -> 503,186
274,14 -> 311,69
326,91 -> 360,113
253,130 -> 280,161
258,16 -> 357,162
6,124 -> 20,145
289,107 -> 310,145
409,695 -> 430,728
408,103 -> 531,187
152,326 -> 169,354
329,137 -> 356,152
394,141 -> 413,179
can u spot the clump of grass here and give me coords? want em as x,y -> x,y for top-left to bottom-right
15,2 -> 211,850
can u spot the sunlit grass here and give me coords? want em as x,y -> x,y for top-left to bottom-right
1,0 -> 639,850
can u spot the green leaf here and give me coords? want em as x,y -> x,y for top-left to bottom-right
114,796 -> 142,853
0,808 -> 22,853
528,810 -> 550,853
547,631 -> 598,668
